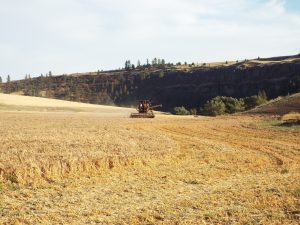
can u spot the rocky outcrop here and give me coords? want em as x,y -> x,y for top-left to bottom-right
1,57 -> 300,111
139,62 -> 300,110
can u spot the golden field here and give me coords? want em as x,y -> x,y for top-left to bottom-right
0,94 -> 299,224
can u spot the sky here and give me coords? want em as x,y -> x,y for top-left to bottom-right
0,0 -> 300,80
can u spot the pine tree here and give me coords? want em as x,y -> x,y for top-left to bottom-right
7,75 -> 10,83
125,60 -> 131,70
152,58 -> 157,65
258,90 -> 267,101
0,76 -> 2,83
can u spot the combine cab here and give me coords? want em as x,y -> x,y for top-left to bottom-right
130,100 -> 162,118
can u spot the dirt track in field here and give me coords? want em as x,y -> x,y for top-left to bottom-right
0,110 -> 299,224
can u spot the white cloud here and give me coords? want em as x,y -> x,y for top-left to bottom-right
0,0 -> 299,79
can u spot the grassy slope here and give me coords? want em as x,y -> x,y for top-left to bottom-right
247,92 -> 300,115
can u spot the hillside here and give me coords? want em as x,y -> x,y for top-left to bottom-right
1,54 -> 300,112
0,93 -> 133,116
248,92 -> 300,115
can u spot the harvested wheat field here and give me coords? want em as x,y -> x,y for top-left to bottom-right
0,93 -> 133,115
0,95 -> 299,224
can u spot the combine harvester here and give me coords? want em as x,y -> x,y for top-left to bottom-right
130,100 -> 162,118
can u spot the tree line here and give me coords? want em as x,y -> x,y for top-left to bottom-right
174,91 -> 268,116
123,58 -> 197,71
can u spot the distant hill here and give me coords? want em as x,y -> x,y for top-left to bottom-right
0,93 -> 133,116
1,54 -> 300,112
247,92 -> 300,115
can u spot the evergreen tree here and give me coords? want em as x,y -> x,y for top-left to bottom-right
0,76 -> 2,83
137,60 -> 141,67
152,58 -> 157,65
258,90 -> 267,101
7,75 -> 10,83
125,60 -> 131,70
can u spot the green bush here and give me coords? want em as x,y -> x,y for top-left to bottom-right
174,106 -> 190,115
219,96 -> 244,114
201,93 -> 264,116
189,90 -> 268,117
202,96 -> 226,116
244,91 -> 267,109
244,96 -> 259,109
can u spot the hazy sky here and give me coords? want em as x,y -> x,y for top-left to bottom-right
1,0 -> 300,80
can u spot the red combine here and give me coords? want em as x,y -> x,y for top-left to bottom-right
130,100 -> 162,118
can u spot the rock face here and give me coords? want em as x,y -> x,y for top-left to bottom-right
1,57 -> 300,111
138,62 -> 300,110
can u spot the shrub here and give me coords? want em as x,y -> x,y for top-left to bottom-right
190,108 -> 197,115
244,91 -> 267,109
202,97 -> 226,116
201,96 -> 244,116
200,91 -> 268,116
244,96 -> 259,109
257,90 -> 268,104
219,96 -> 245,114
174,106 -> 190,115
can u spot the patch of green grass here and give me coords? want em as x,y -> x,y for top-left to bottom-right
250,119 -> 300,132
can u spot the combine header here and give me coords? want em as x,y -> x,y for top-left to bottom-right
130,100 -> 162,118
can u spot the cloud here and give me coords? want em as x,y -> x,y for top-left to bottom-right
0,0 -> 299,79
